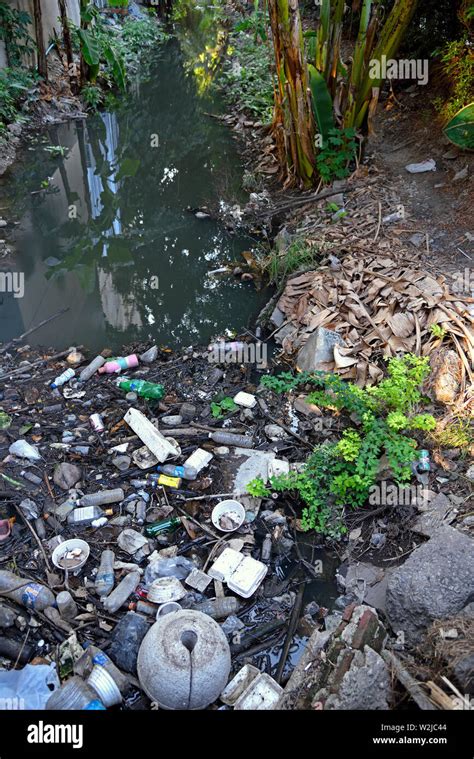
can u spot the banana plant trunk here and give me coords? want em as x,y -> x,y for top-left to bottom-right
32,0 -> 48,80
268,0 -> 315,188
58,0 -> 73,68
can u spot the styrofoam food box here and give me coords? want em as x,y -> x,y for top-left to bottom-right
208,548 -> 243,582
220,664 -> 260,706
234,672 -> 283,710
227,555 -> 267,598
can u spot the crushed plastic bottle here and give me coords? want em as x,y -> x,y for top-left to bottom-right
103,571 -> 141,613
51,368 -> 75,389
116,378 -> 165,400
46,676 -> 105,710
67,505 -> 114,526
209,431 -> 253,448
78,489 -> 124,507
0,570 -> 55,611
191,597 -> 240,620
95,549 -> 115,597
156,464 -> 197,481
107,611 -> 149,674
79,355 -> 106,382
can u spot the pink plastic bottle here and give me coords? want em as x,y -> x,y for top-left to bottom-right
98,355 -> 139,374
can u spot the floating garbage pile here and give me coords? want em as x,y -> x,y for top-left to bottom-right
0,340 -> 339,710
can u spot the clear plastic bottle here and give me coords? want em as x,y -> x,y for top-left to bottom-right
67,505 -> 113,526
192,597 -> 240,619
79,355 -> 106,382
0,570 -> 55,611
209,431 -> 253,448
51,368 -> 75,389
56,590 -> 78,620
78,489 -> 124,507
46,676 -> 105,710
103,571 -> 141,613
95,549 -> 115,597
156,464 -> 197,481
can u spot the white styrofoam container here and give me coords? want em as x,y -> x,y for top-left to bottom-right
227,555 -> 267,599
124,408 -> 178,463
184,447 -> 213,473
220,664 -> 260,706
233,672 -> 283,710
208,548 -> 243,582
233,391 -> 257,409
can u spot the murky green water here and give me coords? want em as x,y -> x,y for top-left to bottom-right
0,39 -> 268,351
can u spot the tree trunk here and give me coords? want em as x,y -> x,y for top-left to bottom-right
33,0 -> 48,81
268,0 -> 315,188
58,0 -> 73,67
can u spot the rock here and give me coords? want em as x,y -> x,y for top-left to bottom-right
462,516 -> 474,527
453,165 -> 468,182
161,415 -> 183,426
270,306 -> 285,329
53,462 -> 82,490
264,423 -> 287,441
322,646 -> 391,710
411,492 -> 455,537
386,526 -> 474,643
343,563 -> 394,613
296,328 -> 345,372
409,232 -> 426,248
466,465 -> 474,481
454,655 -> 474,695
233,449 -> 276,495
273,322 -> 297,347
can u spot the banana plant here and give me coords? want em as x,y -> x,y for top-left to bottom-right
267,0 -> 315,188
79,1 -> 126,91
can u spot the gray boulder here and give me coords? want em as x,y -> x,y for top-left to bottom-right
386,526 -> 474,644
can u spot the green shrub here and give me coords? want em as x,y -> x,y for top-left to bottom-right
220,29 -> 274,122
432,38 -> 474,122
247,354 -> 435,536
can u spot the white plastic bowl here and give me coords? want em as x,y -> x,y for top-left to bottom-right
52,538 -> 90,573
211,500 -> 245,532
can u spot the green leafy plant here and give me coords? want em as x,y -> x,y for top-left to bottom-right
265,238 -> 320,285
234,0 -> 267,43
430,324 -> 447,340
433,38 -> 474,122
81,83 -> 104,110
43,145 -> 69,158
316,127 -> 357,183
220,27 -> 274,122
210,396 -> 238,418
248,354 -> 435,535
0,2 -> 34,68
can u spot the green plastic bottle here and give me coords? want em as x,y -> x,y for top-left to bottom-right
116,378 -> 165,400
144,516 -> 182,538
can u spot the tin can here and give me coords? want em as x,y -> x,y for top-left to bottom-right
90,413 -> 105,433
418,449 -> 431,472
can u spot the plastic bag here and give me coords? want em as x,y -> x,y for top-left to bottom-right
0,663 -> 59,709
9,440 -> 41,461
144,556 -> 195,584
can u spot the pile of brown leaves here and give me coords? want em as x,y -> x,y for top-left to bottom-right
273,252 -> 474,395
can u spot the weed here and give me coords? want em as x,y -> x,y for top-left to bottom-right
265,238 -> 320,286
316,127 -> 357,184
247,354 -> 435,536
210,396 -> 238,418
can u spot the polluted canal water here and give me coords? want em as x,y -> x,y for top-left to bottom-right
0,40 -> 269,351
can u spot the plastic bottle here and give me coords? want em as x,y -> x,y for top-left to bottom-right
192,597 -> 240,620
261,534 -> 272,563
156,464 -> 197,481
143,516 -> 182,538
146,473 -> 182,489
417,449 -> 431,472
51,368 -> 75,389
103,571 -> 141,613
209,431 -> 253,448
0,570 -> 55,611
46,676 -> 105,710
208,341 -> 246,353
20,470 -> 43,486
107,611 -> 149,674
116,378 -> 165,400
95,549 -> 115,597
78,489 -> 124,507
67,506 -> 113,526
79,355 -> 106,382
98,355 -> 139,374
56,591 -> 78,620
87,651 -> 126,707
